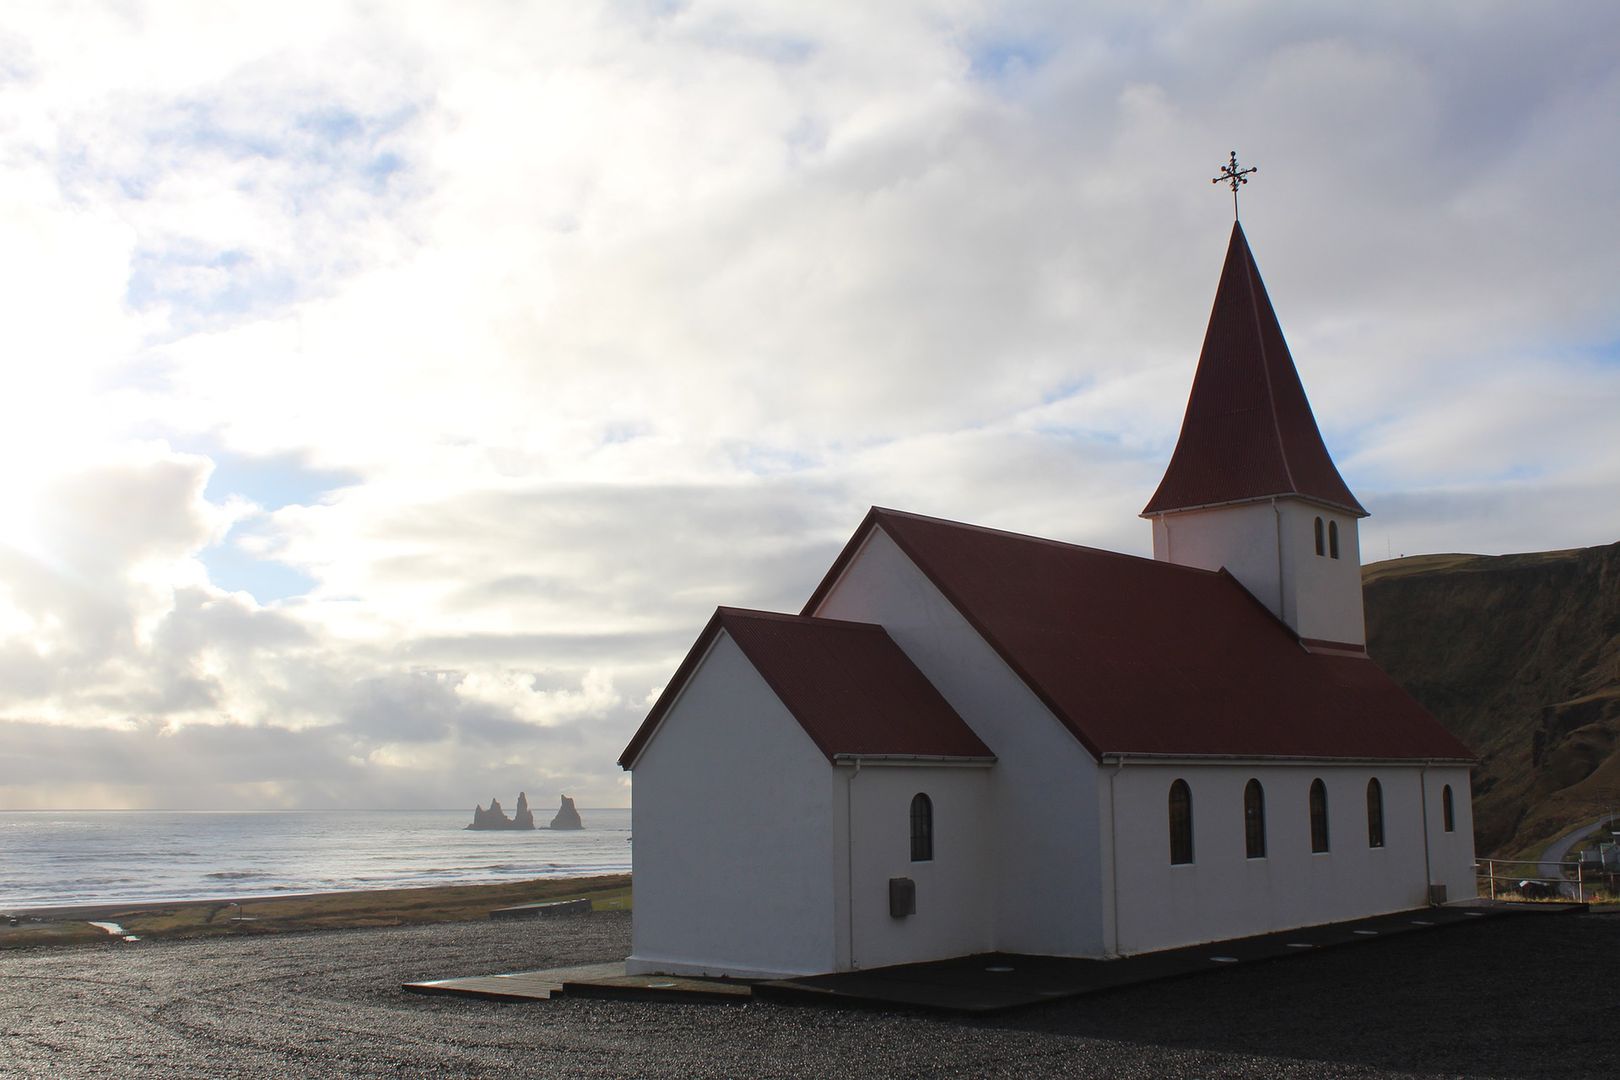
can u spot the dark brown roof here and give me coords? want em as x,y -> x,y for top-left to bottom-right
619,607 -> 994,769
804,508 -> 1472,763
1142,222 -> 1366,517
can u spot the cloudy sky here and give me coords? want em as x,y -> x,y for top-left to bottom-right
1,1 -> 1616,811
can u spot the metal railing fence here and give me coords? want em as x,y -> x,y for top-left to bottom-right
1475,857 -> 1587,902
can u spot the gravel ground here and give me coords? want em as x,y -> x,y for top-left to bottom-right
1,909 -> 1615,1079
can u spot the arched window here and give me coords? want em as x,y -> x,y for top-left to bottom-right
1328,520 -> 1341,559
1442,785 -> 1455,833
1309,778 -> 1330,853
1244,779 -> 1266,859
1314,517 -> 1325,556
1168,779 -> 1194,865
909,793 -> 933,862
1366,777 -> 1385,848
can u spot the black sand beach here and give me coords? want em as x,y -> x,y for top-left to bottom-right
2,906 -> 1616,1078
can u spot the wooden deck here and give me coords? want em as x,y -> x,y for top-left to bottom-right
756,903 -> 1561,1013
403,962 -> 625,1001
404,902 -> 1573,1013
402,961 -> 751,1004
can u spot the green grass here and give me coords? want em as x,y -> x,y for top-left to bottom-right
0,874 -> 631,949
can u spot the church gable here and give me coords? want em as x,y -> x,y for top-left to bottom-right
620,607 -> 992,770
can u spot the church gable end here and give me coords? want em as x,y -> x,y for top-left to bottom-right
620,607 -> 991,771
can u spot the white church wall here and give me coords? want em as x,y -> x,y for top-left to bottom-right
840,764 -> 994,971
627,632 -> 839,978
1277,501 -> 1366,646
813,527 -> 1107,958
1151,499 -> 1367,646
1151,502 -> 1283,615
1107,763 -> 1448,955
1424,765 -> 1478,903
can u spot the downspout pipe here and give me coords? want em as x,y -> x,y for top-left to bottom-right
1109,760 -> 1125,957
844,759 -> 862,970
1419,763 -> 1435,903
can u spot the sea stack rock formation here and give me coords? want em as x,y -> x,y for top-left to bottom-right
467,792 -> 538,830
549,795 -> 584,830
512,791 -> 536,829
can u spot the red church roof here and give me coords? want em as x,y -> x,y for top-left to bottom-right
1142,223 -> 1366,518
619,607 -> 994,769
804,508 -> 1472,763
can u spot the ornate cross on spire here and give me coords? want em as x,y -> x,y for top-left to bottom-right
1212,150 -> 1257,220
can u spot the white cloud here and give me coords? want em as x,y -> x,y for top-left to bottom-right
0,1 -> 1617,807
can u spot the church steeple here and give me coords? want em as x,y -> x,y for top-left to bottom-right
1144,221 -> 1368,650
1142,222 -> 1364,518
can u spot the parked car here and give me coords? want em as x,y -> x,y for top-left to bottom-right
1515,878 -> 1560,900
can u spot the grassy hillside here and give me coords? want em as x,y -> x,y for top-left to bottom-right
1363,540 -> 1620,858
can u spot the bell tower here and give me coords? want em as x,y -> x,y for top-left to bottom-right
1142,219 -> 1369,652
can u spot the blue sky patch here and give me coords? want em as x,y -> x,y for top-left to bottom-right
201,534 -> 318,605
201,448 -> 360,511
726,442 -> 818,476
126,245 -> 301,323
968,38 -> 1053,82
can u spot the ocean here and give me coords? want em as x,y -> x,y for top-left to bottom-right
0,808 -> 631,910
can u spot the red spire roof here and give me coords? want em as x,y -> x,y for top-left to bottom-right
1142,222 -> 1366,518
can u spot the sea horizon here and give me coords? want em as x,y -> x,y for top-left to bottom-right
0,805 -> 631,813
0,807 -> 632,910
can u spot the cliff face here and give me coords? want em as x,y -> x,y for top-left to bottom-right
1363,540 -> 1620,856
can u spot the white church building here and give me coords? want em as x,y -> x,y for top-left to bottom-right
618,222 -> 1476,979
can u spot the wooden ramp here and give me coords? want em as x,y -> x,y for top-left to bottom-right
402,962 -> 750,1004
403,962 -> 625,1002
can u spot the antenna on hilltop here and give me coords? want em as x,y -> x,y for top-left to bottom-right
1212,150 -> 1257,220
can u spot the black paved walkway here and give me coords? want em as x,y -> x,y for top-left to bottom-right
405,902 -> 1580,1015
754,903 -> 1576,1014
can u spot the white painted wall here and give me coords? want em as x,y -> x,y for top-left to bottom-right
1277,501 -> 1365,645
813,527 -> 1107,958
836,763 -> 994,971
1423,766 -> 1478,904
627,632 -> 839,978
1152,501 -> 1283,614
1151,498 -> 1365,646
1104,763 -> 1467,955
